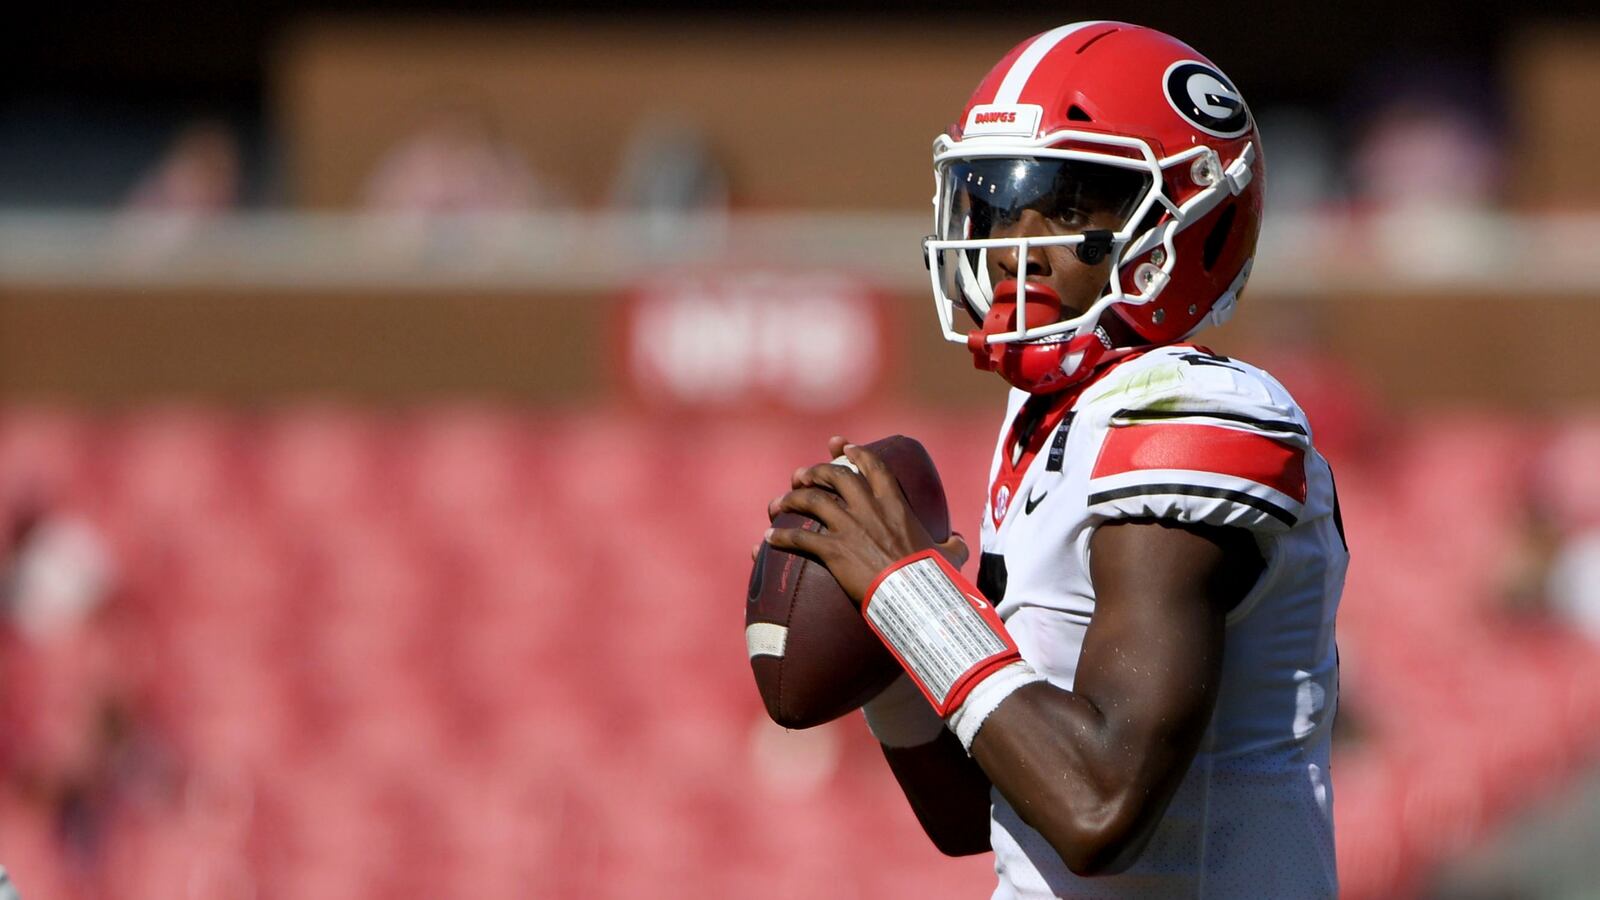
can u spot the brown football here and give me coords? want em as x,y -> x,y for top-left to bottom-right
745,435 -> 951,729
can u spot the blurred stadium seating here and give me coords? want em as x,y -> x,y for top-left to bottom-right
0,406 -> 1596,899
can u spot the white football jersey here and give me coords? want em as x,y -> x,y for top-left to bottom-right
977,345 -> 1345,899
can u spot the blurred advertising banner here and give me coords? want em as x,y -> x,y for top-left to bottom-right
618,270 -> 892,415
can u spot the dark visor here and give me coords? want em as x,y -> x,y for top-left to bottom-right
940,157 -> 1152,241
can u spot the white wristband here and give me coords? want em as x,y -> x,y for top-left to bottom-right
861,675 -> 945,748
946,660 -> 1046,752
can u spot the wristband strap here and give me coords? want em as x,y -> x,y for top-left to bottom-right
947,660 -> 1046,752
861,549 -> 1021,716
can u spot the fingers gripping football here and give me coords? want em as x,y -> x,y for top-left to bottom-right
770,486 -> 849,530
767,441 -> 938,604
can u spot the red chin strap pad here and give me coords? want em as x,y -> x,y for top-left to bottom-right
966,283 -> 1108,394
967,282 -> 1063,373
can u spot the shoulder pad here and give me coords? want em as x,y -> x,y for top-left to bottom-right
1080,347 -> 1310,447
1081,348 -> 1311,533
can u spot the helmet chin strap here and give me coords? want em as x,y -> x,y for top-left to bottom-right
964,282 -> 1117,393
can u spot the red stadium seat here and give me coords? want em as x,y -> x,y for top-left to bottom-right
7,405 -> 1595,898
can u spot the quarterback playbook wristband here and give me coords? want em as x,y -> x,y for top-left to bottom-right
860,549 -> 1022,717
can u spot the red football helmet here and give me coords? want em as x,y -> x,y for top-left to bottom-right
925,22 -> 1266,393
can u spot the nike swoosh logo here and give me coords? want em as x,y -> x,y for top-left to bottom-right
1024,489 -> 1049,515
965,593 -> 989,610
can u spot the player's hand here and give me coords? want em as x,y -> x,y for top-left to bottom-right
764,437 -> 947,605
761,439 -> 966,569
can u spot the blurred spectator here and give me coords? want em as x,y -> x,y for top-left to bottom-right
1501,422 -> 1600,640
606,113 -> 732,255
608,114 -> 730,214
114,119 -> 243,269
125,120 -> 241,214
0,490 -> 178,897
2,494 -> 114,643
363,104 -> 550,214
1349,100 -> 1501,215
1546,529 -> 1600,641
1500,487 -> 1564,620
1256,107 -> 1341,217
1342,63 -> 1507,280
1346,62 -> 1504,215
360,103 -> 559,271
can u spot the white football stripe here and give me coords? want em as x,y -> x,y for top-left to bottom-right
1087,467 -> 1306,516
993,21 -> 1108,105
745,622 -> 788,659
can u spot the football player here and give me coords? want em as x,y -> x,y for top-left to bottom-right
767,22 -> 1347,898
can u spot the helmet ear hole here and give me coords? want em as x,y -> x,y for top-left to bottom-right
1202,202 -> 1237,271
1066,104 -> 1093,122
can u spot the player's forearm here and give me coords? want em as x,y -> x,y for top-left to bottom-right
969,682 -> 1184,876
862,675 -> 992,854
881,729 -> 993,856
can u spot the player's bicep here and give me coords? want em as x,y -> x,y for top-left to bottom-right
1076,519 -> 1253,780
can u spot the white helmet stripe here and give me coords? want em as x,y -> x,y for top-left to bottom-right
992,21 -> 1109,105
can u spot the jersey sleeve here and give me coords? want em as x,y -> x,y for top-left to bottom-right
1081,352 -> 1312,534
